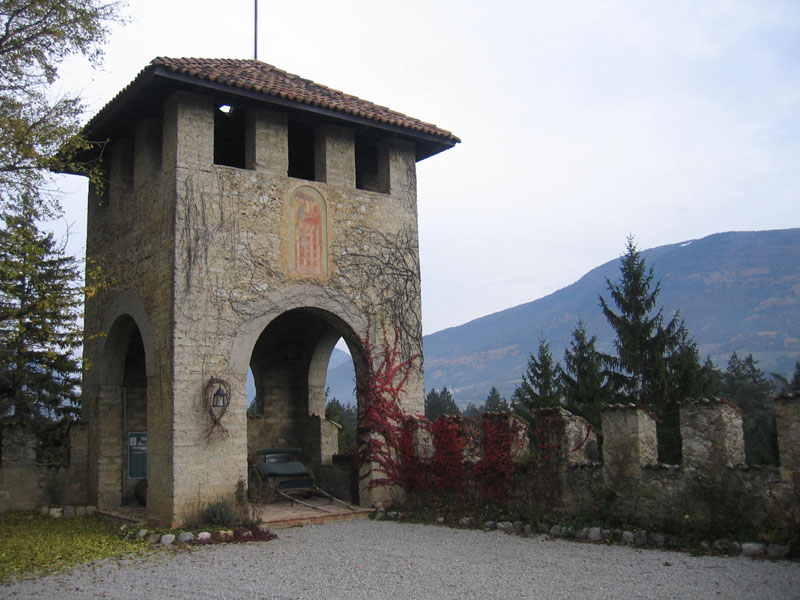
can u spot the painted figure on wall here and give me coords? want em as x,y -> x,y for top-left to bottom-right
290,186 -> 327,277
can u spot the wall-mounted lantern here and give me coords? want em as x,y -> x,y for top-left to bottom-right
203,377 -> 231,440
212,385 -> 229,408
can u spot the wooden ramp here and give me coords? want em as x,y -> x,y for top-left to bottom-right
254,497 -> 372,529
98,498 -> 371,530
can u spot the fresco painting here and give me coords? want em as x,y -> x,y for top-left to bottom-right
291,186 -> 327,277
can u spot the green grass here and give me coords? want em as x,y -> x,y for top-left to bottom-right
0,511 -> 150,583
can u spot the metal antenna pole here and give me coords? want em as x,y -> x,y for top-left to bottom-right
254,0 -> 258,60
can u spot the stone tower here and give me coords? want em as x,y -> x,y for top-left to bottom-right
78,57 -> 458,526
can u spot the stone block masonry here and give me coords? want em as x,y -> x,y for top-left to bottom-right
73,58 -> 458,526
0,423 -> 89,511
395,397 -> 799,538
681,397 -> 745,470
601,404 -> 657,487
775,391 -> 800,473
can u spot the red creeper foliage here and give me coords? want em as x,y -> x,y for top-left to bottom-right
431,416 -> 467,495
355,321 -> 421,489
474,414 -> 523,505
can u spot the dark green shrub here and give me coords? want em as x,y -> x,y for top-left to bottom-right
202,501 -> 239,528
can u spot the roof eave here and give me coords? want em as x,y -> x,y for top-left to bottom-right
83,64 -> 458,161
83,65 -> 159,140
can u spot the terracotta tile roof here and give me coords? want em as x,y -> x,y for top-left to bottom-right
149,57 -> 459,143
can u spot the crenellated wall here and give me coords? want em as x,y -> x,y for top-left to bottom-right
3,391 -> 798,533
401,392 -> 800,534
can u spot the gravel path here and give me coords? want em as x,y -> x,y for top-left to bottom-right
2,520 -> 798,599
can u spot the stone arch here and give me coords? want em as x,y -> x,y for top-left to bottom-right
231,285 -> 370,502
90,290 -> 156,508
98,289 -> 156,381
243,309 -> 367,458
229,283 -> 369,377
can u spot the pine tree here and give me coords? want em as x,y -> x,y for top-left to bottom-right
723,352 -> 777,465
600,236 -> 701,463
0,200 -> 83,461
424,387 -> 460,421
512,336 -> 562,422
698,356 -> 724,397
463,403 -> 481,419
483,386 -> 509,413
560,319 -> 609,429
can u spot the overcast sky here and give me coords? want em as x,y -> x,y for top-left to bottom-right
52,0 -> 800,336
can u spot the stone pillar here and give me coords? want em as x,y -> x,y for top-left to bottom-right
320,418 -> 340,465
535,407 -> 597,466
435,414 -> 483,464
775,391 -> 800,473
404,416 -> 433,463
94,384 -> 123,509
63,422 -> 90,505
163,92 -> 214,170
601,404 -> 658,485
377,139 -> 416,200
303,415 -> 339,466
146,370 -> 174,527
480,412 -> 530,459
314,125 -> 355,187
246,108 -> 287,174
680,397 -> 745,470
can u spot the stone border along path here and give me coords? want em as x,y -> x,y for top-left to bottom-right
3,520 -> 798,600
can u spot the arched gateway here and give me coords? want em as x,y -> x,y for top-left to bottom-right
77,58 -> 458,526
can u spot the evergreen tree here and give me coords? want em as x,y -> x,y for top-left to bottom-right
560,319 -> 609,429
0,200 -> 83,459
483,386 -> 509,413
512,336 -> 562,422
424,387 -> 460,421
698,356 -> 724,397
722,352 -> 777,465
600,236 -> 701,462
463,403 -> 481,419
325,397 -> 357,454
601,237 -> 680,403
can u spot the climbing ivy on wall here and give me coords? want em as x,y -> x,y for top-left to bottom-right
355,322 -> 421,489
431,416 -> 467,496
474,414 -> 524,505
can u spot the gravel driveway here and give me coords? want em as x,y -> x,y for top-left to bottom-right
2,519 -> 798,599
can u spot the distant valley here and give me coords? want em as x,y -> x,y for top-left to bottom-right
326,228 -> 800,408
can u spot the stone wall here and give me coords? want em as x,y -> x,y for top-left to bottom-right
569,396 -> 798,532
401,393 -> 800,535
82,89 -> 427,525
0,423 -> 89,511
775,391 -> 800,476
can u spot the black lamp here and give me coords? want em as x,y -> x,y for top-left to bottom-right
212,385 -> 228,408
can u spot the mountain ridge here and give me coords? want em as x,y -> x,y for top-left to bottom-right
327,228 -> 800,407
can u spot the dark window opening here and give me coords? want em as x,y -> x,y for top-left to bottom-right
214,104 -> 247,169
287,121 -> 316,180
355,136 -> 383,192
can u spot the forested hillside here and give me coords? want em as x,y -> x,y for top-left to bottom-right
327,229 -> 800,408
